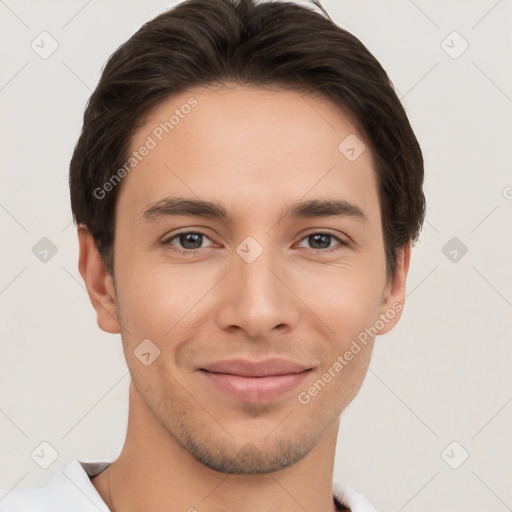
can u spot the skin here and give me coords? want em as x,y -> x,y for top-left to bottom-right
79,84 -> 410,512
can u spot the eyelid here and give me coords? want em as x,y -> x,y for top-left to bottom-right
295,229 -> 350,250
299,228 -> 350,242
161,229 -> 216,251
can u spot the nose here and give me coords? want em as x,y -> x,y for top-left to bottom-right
215,239 -> 300,340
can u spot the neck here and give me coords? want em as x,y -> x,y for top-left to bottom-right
92,381 -> 342,512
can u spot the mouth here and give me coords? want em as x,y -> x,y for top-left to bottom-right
197,358 -> 313,403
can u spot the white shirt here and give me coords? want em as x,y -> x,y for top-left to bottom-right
0,459 -> 377,512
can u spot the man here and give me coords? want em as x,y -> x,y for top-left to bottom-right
0,0 -> 425,510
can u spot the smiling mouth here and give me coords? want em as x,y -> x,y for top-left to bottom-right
198,368 -> 312,403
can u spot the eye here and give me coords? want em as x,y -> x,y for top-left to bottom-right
162,230 -> 349,255
296,232 -> 348,253
162,230 -> 215,253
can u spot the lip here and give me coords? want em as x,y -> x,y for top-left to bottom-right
198,358 -> 312,403
199,357 -> 311,377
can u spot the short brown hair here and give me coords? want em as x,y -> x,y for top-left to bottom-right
69,0 -> 426,279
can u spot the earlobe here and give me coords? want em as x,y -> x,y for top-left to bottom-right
77,226 -> 121,334
376,242 -> 412,336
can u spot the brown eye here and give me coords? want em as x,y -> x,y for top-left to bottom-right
297,232 -> 348,252
163,230 -> 214,253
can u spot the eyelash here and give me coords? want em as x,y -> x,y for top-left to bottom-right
162,230 -> 349,255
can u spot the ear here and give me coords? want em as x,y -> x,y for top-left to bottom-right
77,226 -> 121,334
375,242 -> 411,335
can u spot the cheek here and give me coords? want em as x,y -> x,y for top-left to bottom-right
290,261 -> 384,336
117,265 -> 199,340
301,275 -> 378,400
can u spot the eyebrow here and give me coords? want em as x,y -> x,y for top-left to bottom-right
142,196 -> 368,223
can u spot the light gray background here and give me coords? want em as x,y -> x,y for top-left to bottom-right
1,1 -> 511,510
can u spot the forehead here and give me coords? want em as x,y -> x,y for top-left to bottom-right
116,84 -> 380,227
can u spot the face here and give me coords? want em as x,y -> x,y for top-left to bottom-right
82,84 -> 408,474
